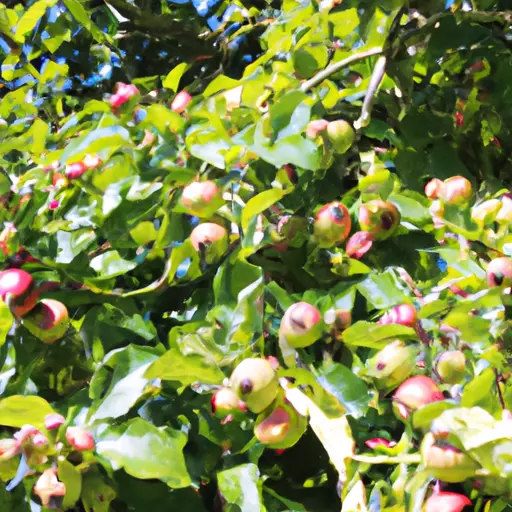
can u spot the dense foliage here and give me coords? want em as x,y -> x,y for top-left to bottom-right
0,0 -> 512,510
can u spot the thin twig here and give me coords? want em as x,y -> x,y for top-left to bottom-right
300,47 -> 383,93
495,369 -> 506,410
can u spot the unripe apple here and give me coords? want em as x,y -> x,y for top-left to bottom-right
33,468 -> 66,508
441,176 -> 472,205
0,268 -> 38,317
65,426 -> 95,451
393,376 -> 444,420
367,340 -> 418,391
326,120 -> 355,154
421,432 -> 480,483
211,387 -> 247,420
496,195 -> 512,223
471,199 -> 502,225
181,180 -> 224,218
346,230 -> 373,259
279,302 -> 323,348
65,162 -> 87,180
171,91 -> 192,114
22,299 -> 69,344
230,358 -> 279,413
378,304 -> 417,327
436,351 -> 466,384
487,257 -> 512,288
313,202 -> 352,248
424,178 -> 445,200
254,402 -> 307,449
424,491 -> 471,512
306,119 -> 329,139
359,200 -> 400,240
109,82 -> 140,110
190,223 -> 228,263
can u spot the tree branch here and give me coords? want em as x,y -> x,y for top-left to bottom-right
300,47 -> 383,93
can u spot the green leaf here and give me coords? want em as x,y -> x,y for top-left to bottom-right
162,62 -> 190,92
145,349 -> 225,385
241,189 -> 285,233
15,0 -> 57,39
217,464 -> 266,512
58,459 -> 82,509
62,0 -> 109,43
343,321 -> 417,349
0,301 -> 13,349
461,368 -> 496,408
0,396 -> 54,429
90,250 -> 137,279
357,270 -> 407,309
81,469 -> 116,512
96,418 -> 192,488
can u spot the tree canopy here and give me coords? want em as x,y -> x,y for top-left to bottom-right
0,0 -> 511,511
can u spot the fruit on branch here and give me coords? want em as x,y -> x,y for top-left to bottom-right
436,350 -> 466,384
378,304 -> 417,327
421,432 -> 480,483
0,268 -> 38,317
181,180 -> 224,218
346,230 -> 373,259
33,468 -> 66,508
254,402 -> 307,449
65,426 -> 95,451
190,223 -> 228,263
358,200 -> 400,240
326,120 -> 355,154
230,358 -> 279,413
424,491 -> 471,512
487,257 -> 512,288
424,178 -> 445,200
211,387 -> 247,420
441,176 -> 472,205
365,438 -> 396,450
393,376 -> 444,420
306,119 -> 329,139
109,82 -> 140,110
171,91 -> 192,114
313,202 -> 352,248
22,299 -> 69,344
367,340 -> 417,391
279,302 -> 323,348
44,414 -> 65,431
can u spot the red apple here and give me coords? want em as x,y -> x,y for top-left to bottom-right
181,180 -> 223,218
171,91 -> 192,114
424,492 -> 471,512
65,426 -> 95,451
393,375 -> 444,420
359,200 -> 400,240
424,178 -> 444,200
0,268 -> 38,317
378,304 -> 417,327
487,257 -> 512,288
441,176 -> 472,205
22,299 -> 69,344
280,302 -> 323,348
313,202 -> 352,248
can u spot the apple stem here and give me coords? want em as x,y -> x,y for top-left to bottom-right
495,369 -> 506,410
300,47 -> 383,93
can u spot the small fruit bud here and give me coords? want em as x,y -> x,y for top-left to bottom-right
211,387 -> 247,420
230,358 -> 279,413
82,154 -> 102,169
65,426 -> 95,451
181,180 -> 224,218
326,120 -> 355,154
280,302 -> 323,348
52,173 -> 68,189
0,438 -> 20,460
254,403 -> 307,449
0,268 -> 38,317
421,432 -> 480,482
22,299 -> 69,344
34,468 -> 66,508
190,223 -> 228,263
424,179 -> 445,200
436,351 -> 466,384
378,304 -> 417,327
365,438 -> 396,450
44,413 -> 65,431
367,340 -> 418,391
487,257 -> 512,288
109,82 -> 140,110
65,162 -> 87,180
471,199 -> 502,225
359,200 -> 400,240
393,376 -> 444,420
345,231 -> 373,259
441,176 -> 472,205
171,91 -> 192,114
424,491 -> 471,512
313,202 -> 352,248
306,119 -> 329,139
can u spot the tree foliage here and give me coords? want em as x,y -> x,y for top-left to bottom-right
0,0 -> 511,510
